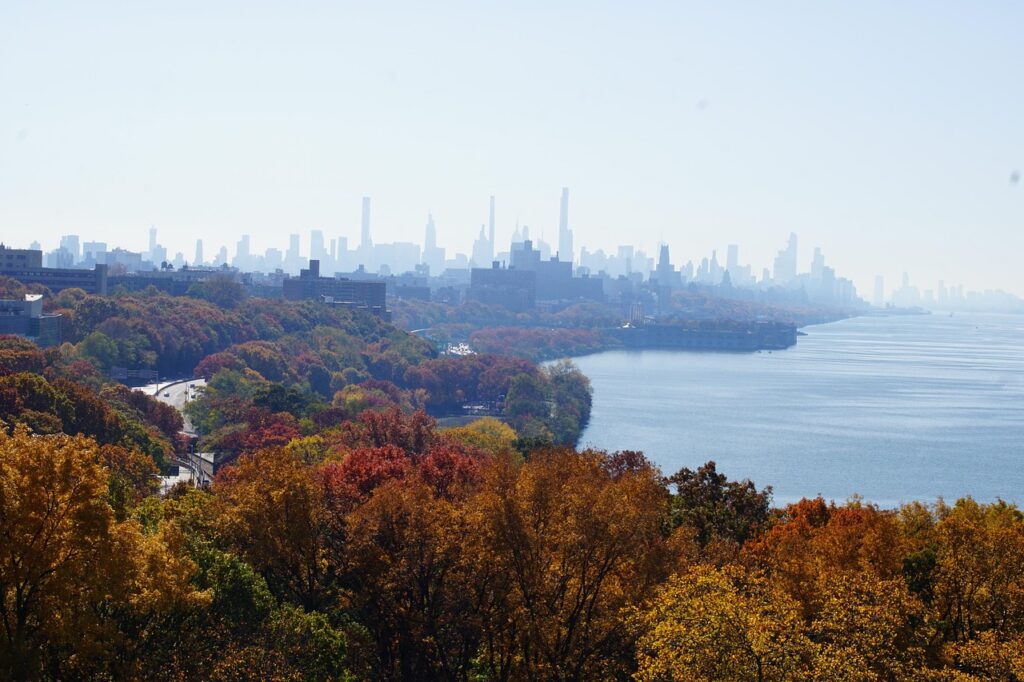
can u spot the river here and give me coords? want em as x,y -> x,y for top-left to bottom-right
573,313 -> 1024,506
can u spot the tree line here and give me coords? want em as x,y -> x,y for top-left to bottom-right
3,413 -> 1023,680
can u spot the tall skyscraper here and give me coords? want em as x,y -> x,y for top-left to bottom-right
726,244 -> 739,272
310,229 -> 327,262
59,235 -> 80,264
194,239 -> 204,266
488,195 -> 496,261
655,245 -> 673,284
558,187 -> 573,264
285,234 -> 302,273
471,226 -> 491,267
772,232 -> 798,283
811,247 -> 825,279
148,226 -> 157,255
233,234 -> 251,269
709,250 -> 722,283
423,213 -> 445,273
424,214 -> 437,252
360,197 -> 372,249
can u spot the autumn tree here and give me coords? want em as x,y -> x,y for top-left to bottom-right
810,572 -> 926,680
212,447 -> 339,611
442,416 -> 518,456
343,479 -> 484,681
470,448 -> 669,680
929,499 -> 1024,643
0,427 -> 205,680
634,564 -> 814,682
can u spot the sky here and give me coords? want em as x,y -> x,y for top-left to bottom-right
1,1 -> 1022,297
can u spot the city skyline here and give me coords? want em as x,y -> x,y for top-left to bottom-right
2,3 -> 1023,296
12,205 -> 1019,311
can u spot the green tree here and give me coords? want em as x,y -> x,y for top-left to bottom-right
667,460 -> 773,548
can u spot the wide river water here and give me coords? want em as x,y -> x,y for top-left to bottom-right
573,313 -> 1024,506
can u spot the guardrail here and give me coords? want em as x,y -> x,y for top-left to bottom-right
151,377 -> 199,397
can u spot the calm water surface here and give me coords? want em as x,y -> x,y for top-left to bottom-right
574,313 -> 1024,506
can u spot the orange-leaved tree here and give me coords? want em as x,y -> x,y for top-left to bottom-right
0,426 -> 206,680
470,448 -> 669,680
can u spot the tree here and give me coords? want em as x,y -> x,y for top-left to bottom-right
810,572 -> 925,680
0,427 -> 115,678
470,448 -> 668,680
545,360 -> 592,445
634,564 -> 814,682
0,427 -> 205,679
343,479 -> 482,681
930,498 -> 1024,643
320,445 -> 412,508
667,460 -> 772,549
503,372 -> 549,428
187,276 -> 248,309
0,337 -> 45,376
942,631 -> 1024,679
212,447 -> 338,611
442,417 -> 518,456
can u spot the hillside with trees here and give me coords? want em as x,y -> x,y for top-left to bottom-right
2,290 -> 1021,680
391,295 -> 854,361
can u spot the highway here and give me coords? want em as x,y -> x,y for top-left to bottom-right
137,378 -> 206,435
134,378 -> 210,490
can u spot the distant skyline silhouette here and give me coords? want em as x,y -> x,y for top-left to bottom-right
2,2 -> 1022,296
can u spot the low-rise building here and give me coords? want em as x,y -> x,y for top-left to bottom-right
0,294 -> 62,347
467,262 -> 536,311
0,244 -> 44,271
282,260 -> 388,317
109,266 -> 249,295
2,263 -> 108,295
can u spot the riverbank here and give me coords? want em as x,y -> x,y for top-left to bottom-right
468,318 -> 823,362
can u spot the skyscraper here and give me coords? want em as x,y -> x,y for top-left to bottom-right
772,233 -> 798,283
59,235 -> 80,264
423,213 -> 444,273
360,197 -> 372,249
194,239 -> 204,266
811,247 -> 825,279
285,234 -> 302,273
558,187 -> 573,264
471,226 -> 491,267
148,226 -> 157,255
310,229 -> 327,263
233,234 -> 251,270
424,214 -> 437,252
726,244 -> 739,273
655,244 -> 674,285
488,195 -> 496,261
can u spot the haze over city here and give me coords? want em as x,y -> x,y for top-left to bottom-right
2,1 -> 1023,296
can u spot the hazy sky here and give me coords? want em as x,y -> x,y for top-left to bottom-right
2,1 -> 1022,296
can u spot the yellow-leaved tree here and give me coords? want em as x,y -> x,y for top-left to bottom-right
634,564 -> 813,682
0,425 -> 206,680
